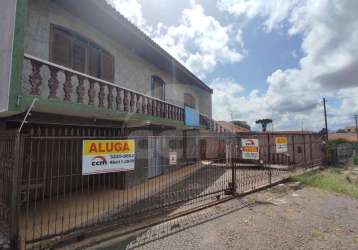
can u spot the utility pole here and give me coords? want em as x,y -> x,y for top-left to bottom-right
230,112 -> 234,133
355,114 -> 358,142
323,98 -> 328,141
301,119 -> 304,132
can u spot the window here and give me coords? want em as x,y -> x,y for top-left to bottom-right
50,25 -> 114,82
151,76 -> 165,100
184,93 -> 196,109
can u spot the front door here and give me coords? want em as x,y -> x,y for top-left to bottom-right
147,137 -> 163,178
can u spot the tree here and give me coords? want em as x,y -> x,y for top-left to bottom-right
256,119 -> 273,132
318,128 -> 328,136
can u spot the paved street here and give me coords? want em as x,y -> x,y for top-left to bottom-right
93,183 -> 358,250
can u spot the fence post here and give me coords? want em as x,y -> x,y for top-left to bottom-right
230,140 -> 237,195
303,134 -> 307,166
267,133 -> 270,164
309,135 -> 313,166
269,168 -> 272,184
10,134 -> 24,249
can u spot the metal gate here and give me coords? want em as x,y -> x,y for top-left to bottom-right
15,133 -> 235,249
147,137 -> 164,178
337,143 -> 354,163
0,131 -> 325,249
0,134 -> 23,248
0,135 -> 14,237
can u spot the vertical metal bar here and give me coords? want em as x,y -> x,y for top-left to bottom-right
32,129 -> 41,242
25,131 -> 34,243
40,129 -> 49,238
267,133 -> 270,164
292,135 -> 295,167
309,135 -> 313,166
76,130 -> 82,230
68,129 -> 74,229
54,129 -> 62,235
10,134 -> 24,250
230,141 -> 236,195
303,134 -> 307,165
47,128 -> 55,236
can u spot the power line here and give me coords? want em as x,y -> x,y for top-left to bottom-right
354,114 -> 358,142
323,98 -> 328,141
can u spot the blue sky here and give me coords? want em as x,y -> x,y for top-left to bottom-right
208,18 -> 303,95
108,0 -> 358,131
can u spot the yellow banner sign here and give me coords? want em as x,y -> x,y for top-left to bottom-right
83,140 -> 135,156
275,136 -> 288,153
82,140 -> 135,175
275,137 -> 288,145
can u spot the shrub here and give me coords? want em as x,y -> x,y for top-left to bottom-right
353,155 -> 358,165
328,138 -> 350,148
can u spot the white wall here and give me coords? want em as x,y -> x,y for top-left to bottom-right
24,0 -> 212,117
0,0 -> 17,113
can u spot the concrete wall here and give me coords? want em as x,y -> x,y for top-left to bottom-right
0,0 -> 17,113
241,133 -> 325,165
24,0 -> 212,117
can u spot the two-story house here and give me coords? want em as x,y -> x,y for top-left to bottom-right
1,0 -> 213,129
0,0 -> 214,182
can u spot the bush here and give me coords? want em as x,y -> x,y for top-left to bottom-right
328,138 -> 350,148
291,169 -> 358,198
353,155 -> 358,165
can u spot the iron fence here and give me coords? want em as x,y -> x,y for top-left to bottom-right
327,142 -> 355,165
0,135 -> 16,235
0,130 -> 325,250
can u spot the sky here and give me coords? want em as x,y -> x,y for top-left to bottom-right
106,0 -> 358,131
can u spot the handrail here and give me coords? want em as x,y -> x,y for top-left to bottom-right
23,54 -> 214,126
24,53 -> 184,109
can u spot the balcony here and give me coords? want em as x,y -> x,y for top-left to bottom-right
22,54 -> 214,128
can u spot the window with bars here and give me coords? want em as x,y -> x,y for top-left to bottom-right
151,75 -> 165,100
184,93 -> 196,109
50,25 -> 114,82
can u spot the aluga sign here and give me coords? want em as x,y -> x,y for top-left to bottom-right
241,139 -> 260,160
82,140 -> 135,175
275,136 -> 288,153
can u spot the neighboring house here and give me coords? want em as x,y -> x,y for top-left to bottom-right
0,0 -> 214,184
329,133 -> 358,142
343,127 -> 357,133
237,131 -> 325,165
0,0 -> 213,131
329,126 -> 358,142
217,121 -> 250,133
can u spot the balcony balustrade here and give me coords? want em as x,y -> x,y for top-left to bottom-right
24,54 -> 188,123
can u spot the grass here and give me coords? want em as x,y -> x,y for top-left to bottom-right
290,167 -> 358,199
353,155 -> 358,165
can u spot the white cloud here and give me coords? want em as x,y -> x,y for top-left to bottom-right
216,0 -> 358,130
107,0 -> 358,130
152,3 -> 245,78
107,0 -> 245,79
210,78 -> 272,130
210,78 -> 244,121
217,0 -> 300,31
106,0 -> 147,28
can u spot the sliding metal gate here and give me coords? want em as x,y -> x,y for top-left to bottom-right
0,131 -> 325,250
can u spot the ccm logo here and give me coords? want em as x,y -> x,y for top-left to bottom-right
91,156 -> 107,166
244,139 -> 255,146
